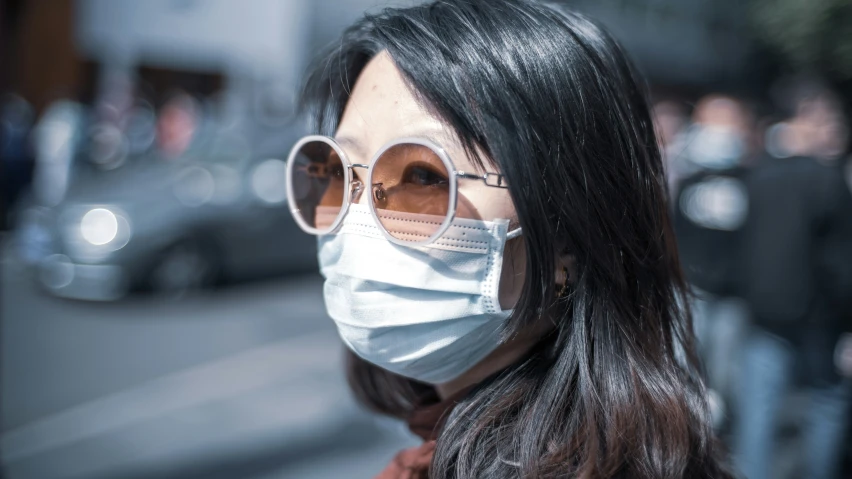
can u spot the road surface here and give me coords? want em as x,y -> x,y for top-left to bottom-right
1,239 -> 415,479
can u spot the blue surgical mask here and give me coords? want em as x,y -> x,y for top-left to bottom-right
318,204 -> 521,384
686,124 -> 745,170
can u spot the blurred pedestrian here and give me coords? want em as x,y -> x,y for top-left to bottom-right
668,95 -> 753,197
31,99 -> 85,206
734,82 -> 852,479
672,95 -> 754,427
0,94 -> 36,228
285,1 -> 733,477
156,90 -> 199,159
652,99 -> 688,193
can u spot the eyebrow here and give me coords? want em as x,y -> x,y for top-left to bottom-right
334,130 -> 460,160
333,135 -> 368,161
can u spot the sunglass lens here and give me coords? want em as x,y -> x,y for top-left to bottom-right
371,143 -> 451,243
288,140 -> 346,232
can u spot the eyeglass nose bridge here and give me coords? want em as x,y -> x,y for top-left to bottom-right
347,164 -> 369,203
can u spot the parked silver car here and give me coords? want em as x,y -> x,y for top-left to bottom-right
16,150 -> 317,300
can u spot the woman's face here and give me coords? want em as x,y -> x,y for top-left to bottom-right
335,51 -> 525,308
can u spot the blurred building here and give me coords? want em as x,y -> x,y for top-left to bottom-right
571,0 -> 754,89
75,0 -> 311,130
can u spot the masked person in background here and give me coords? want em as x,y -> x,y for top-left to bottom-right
285,1 -> 733,477
671,96 -> 753,429
734,81 -> 852,479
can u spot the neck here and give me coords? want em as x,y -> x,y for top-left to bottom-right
434,333 -> 539,400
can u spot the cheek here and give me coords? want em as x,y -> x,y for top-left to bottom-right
457,188 -> 515,223
498,238 -> 527,310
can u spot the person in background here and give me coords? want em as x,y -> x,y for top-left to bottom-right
0,94 -> 35,228
30,99 -> 86,207
156,90 -> 199,159
652,99 -> 688,194
667,95 -> 754,197
671,95 -> 754,428
734,81 -> 852,479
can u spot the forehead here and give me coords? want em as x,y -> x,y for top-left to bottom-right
335,51 -> 456,161
333,51 -> 516,225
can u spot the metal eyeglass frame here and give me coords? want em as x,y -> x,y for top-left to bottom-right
285,135 -> 509,247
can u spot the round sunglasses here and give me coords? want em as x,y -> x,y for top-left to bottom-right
285,135 -> 510,246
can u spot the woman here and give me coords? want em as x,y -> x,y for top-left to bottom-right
285,0 -> 733,477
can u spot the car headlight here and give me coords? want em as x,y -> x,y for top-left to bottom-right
80,208 -> 119,245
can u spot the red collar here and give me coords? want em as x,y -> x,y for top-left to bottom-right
375,386 -> 474,479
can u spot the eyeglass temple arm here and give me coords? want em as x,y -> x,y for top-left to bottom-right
344,164 -> 508,188
456,171 -> 509,188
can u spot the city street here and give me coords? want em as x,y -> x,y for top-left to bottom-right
0,239 -> 415,479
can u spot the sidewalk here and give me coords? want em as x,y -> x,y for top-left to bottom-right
2,331 -> 387,479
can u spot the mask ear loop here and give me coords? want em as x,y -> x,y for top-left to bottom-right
507,227 -> 523,240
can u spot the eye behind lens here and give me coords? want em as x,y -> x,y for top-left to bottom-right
290,139 -> 346,231
371,142 -> 452,244
402,162 -> 450,187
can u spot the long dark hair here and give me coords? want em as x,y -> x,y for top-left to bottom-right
302,1 -> 732,477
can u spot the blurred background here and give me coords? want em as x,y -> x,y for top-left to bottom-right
1,0 -> 851,478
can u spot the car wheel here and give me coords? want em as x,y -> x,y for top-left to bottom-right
148,239 -> 220,298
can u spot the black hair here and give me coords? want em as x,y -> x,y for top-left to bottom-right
302,1 -> 733,477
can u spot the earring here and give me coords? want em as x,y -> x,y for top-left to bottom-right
556,265 -> 569,298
